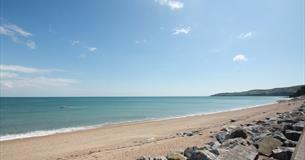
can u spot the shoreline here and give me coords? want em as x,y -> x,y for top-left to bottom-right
0,100 -> 282,142
1,98 -> 303,160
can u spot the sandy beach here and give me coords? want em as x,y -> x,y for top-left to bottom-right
0,99 -> 304,160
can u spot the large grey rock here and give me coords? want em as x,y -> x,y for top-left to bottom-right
217,144 -> 258,160
278,118 -> 297,124
284,130 -> 302,141
215,131 -> 230,143
278,122 -> 293,131
292,121 -> 305,131
246,125 -> 271,142
167,152 -> 187,160
283,139 -> 297,147
189,150 -> 217,160
271,131 -> 287,142
220,125 -> 238,132
229,128 -> 247,139
220,138 -> 248,149
257,136 -> 283,156
204,141 -> 221,155
272,147 -> 294,160
184,146 -> 198,158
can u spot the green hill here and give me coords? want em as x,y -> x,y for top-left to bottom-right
211,85 -> 304,96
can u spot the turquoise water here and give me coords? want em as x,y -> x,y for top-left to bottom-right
0,96 -> 284,140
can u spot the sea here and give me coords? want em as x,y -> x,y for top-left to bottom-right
0,96 -> 286,141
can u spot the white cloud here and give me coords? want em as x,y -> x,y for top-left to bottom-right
0,26 -> 13,36
0,64 -> 51,73
0,64 -> 77,89
2,24 -> 32,37
155,0 -> 184,10
26,40 -> 36,49
0,22 -> 36,49
88,47 -> 97,52
0,77 -> 77,89
238,32 -> 254,39
233,54 -> 248,62
71,40 -> 79,45
0,72 -> 18,78
173,27 -> 191,35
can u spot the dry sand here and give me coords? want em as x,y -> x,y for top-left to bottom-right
1,99 -> 304,160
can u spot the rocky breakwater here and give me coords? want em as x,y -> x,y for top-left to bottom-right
137,102 -> 305,160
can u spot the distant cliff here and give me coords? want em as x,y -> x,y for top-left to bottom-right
211,85 -> 304,96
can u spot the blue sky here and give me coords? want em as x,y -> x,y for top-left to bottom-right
0,0 -> 304,96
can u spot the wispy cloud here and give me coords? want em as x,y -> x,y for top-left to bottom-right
0,64 -> 76,89
155,0 -> 184,10
0,22 -> 36,49
0,77 -> 77,89
0,64 -> 51,73
0,24 -> 32,37
88,47 -> 97,52
238,31 -> 254,39
233,54 -> 248,62
0,72 -> 18,79
173,26 -> 191,35
26,40 -> 36,49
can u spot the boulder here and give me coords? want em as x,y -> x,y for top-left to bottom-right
283,139 -> 297,147
279,122 -> 293,130
256,136 -> 283,156
284,130 -> 302,141
292,121 -> 304,131
229,128 -> 247,139
278,118 -> 297,124
272,147 -> 294,160
189,150 -> 217,160
184,146 -> 198,158
217,144 -> 258,160
167,152 -> 187,160
269,124 -> 285,132
271,131 -> 287,142
205,141 -> 221,155
220,125 -> 238,132
215,131 -> 230,143
220,138 -> 248,149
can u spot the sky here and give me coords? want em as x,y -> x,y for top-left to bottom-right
0,0 -> 304,97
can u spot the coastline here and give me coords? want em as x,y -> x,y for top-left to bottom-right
0,99 -> 282,142
1,98 -> 303,160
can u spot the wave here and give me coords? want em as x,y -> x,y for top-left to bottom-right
0,99 -> 284,141
0,124 -> 108,141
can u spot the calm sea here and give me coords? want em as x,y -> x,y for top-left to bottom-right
0,96 -> 284,141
